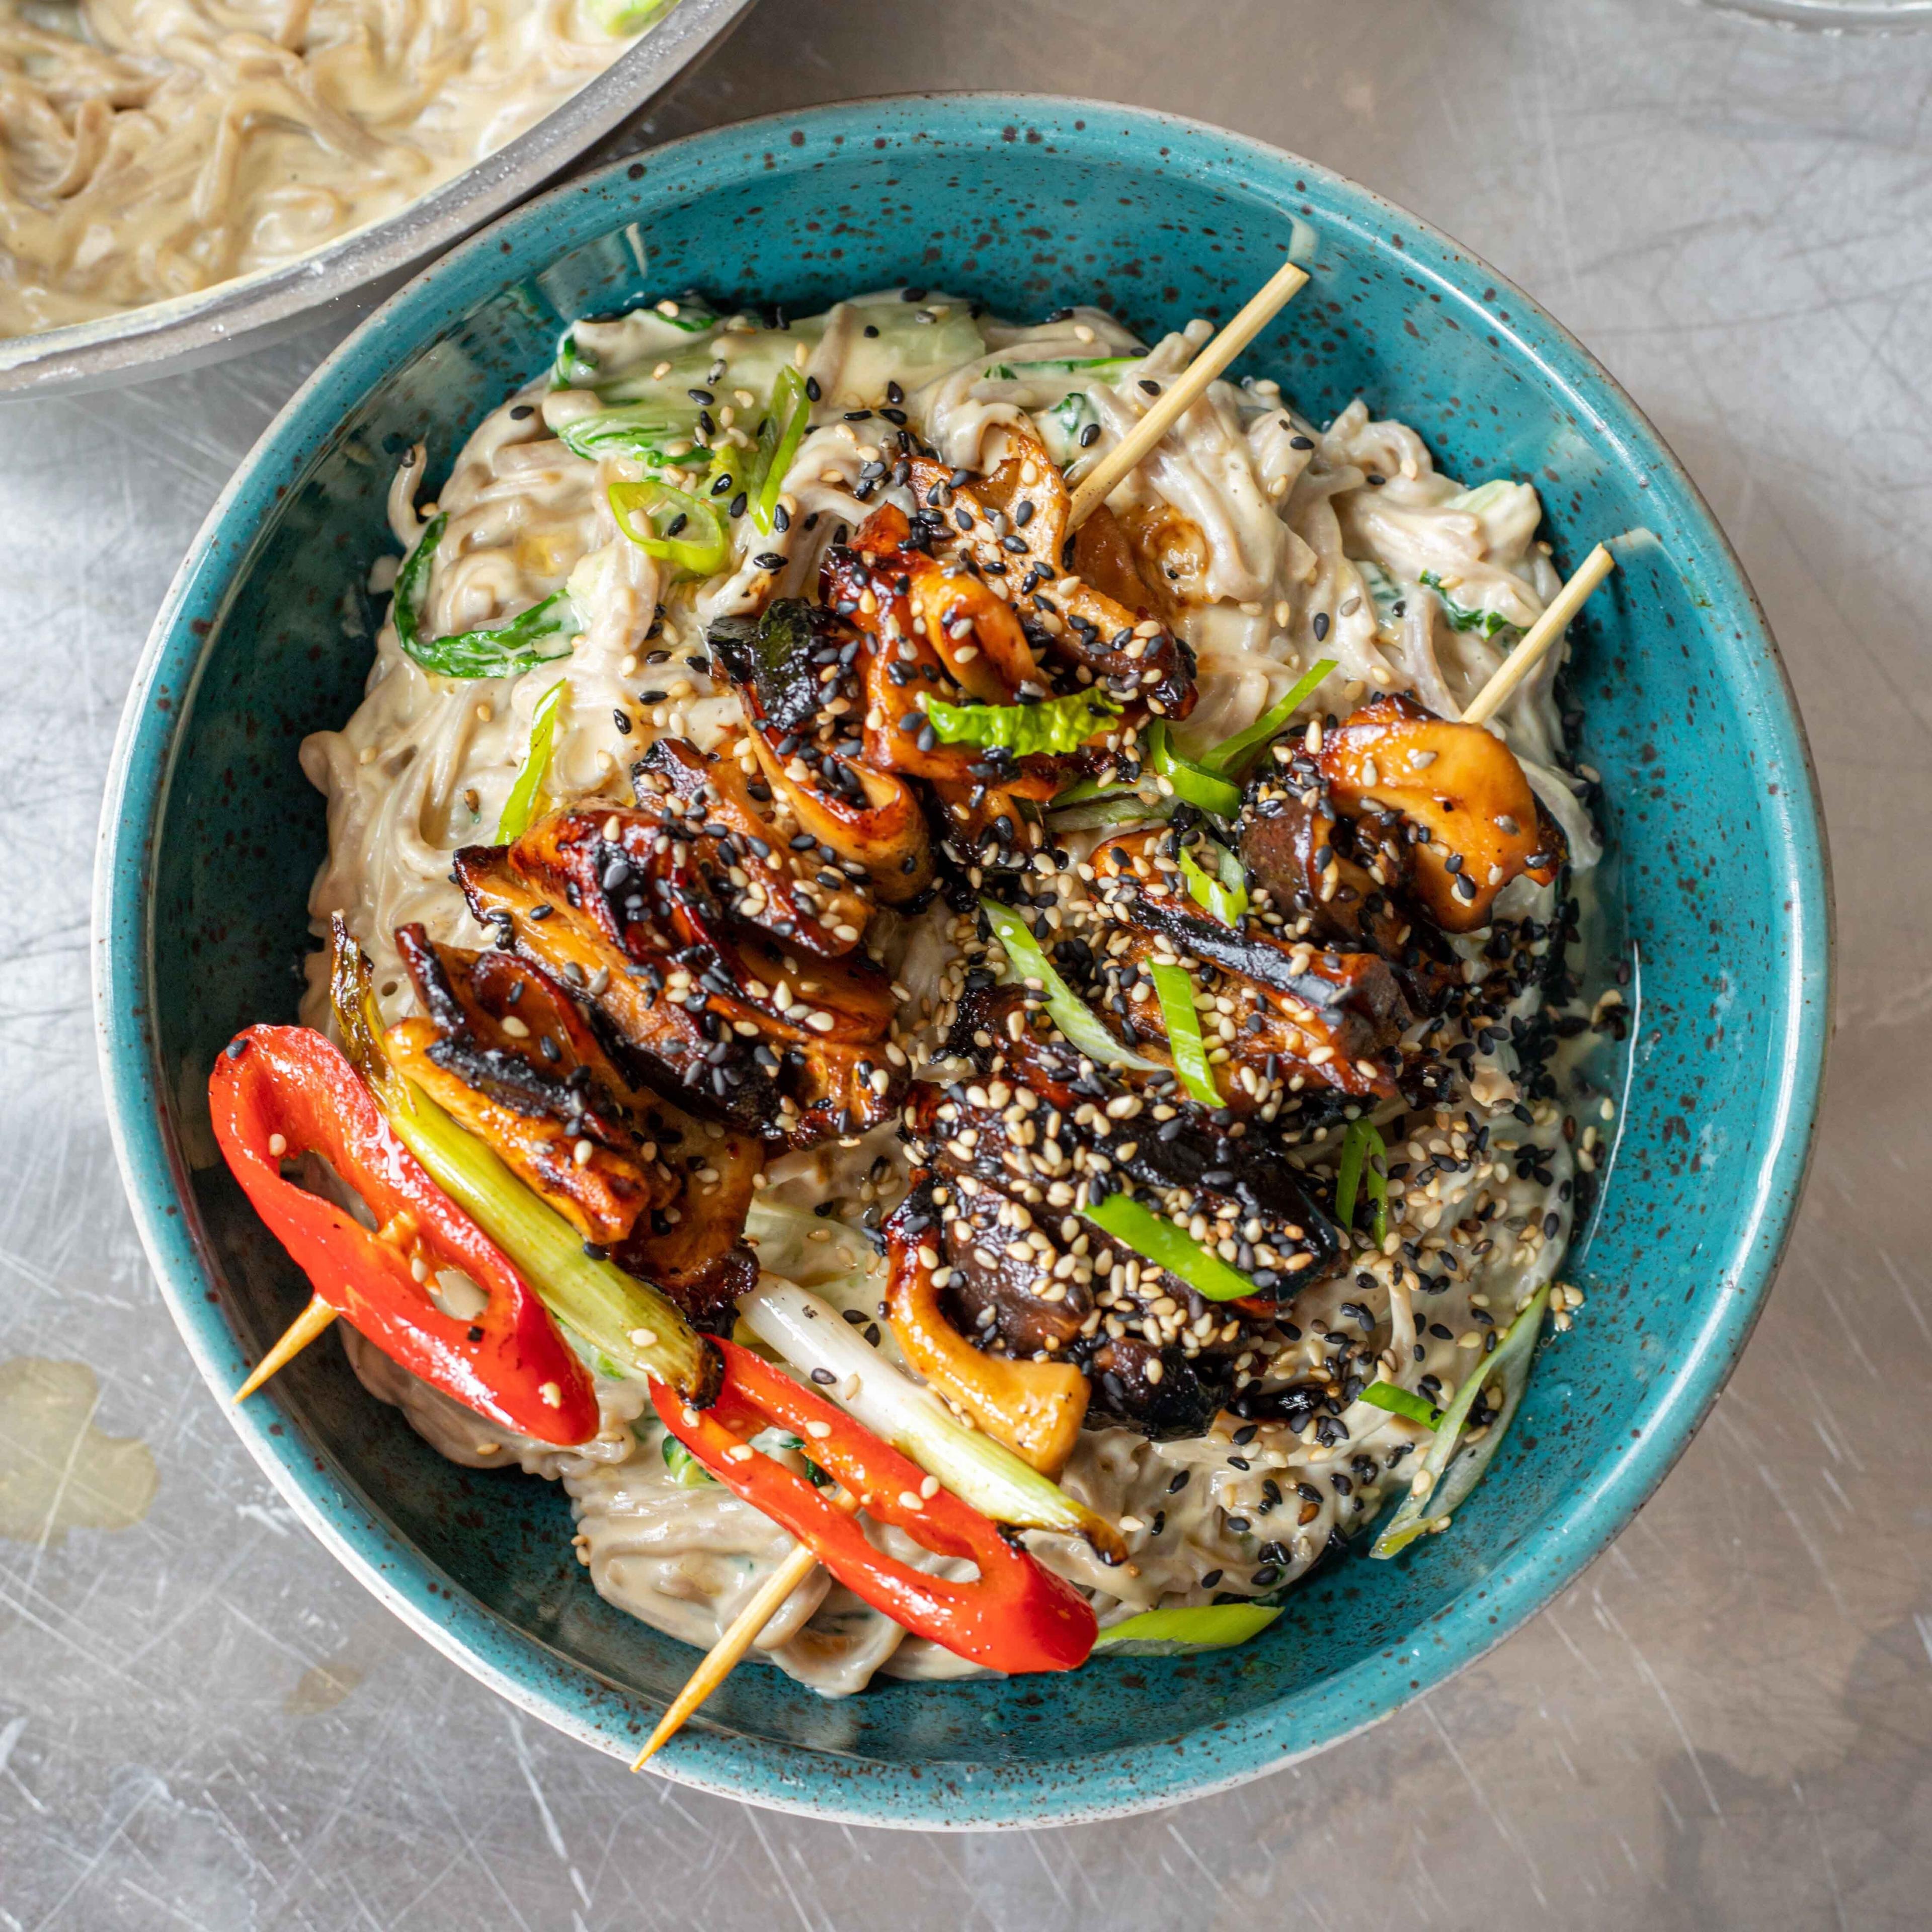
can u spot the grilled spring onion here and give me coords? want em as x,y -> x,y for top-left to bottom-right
1150,961 -> 1220,1108
980,898 -> 1160,1073
329,924 -> 716,1402
926,690 -> 1120,756
1420,570 -> 1512,640
1371,1283 -> 1552,1559
609,478 -> 732,578
1335,1117 -> 1390,1246
1192,657 -> 1337,778
737,1276 -> 1126,1559
495,677 -> 569,842
1082,1188 -> 1259,1304
1179,838 -> 1248,927
391,513 -> 582,680
1093,1602 -> 1280,1655
1360,1381 -> 1441,1428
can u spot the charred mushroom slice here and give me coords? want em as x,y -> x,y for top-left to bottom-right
709,597 -> 936,902
632,736 -> 872,958
907,434 -> 1197,718
1084,1335 -> 1230,1441
884,1173 -> 1090,1475
1319,693 -> 1564,932
1090,836 -> 1412,1101
610,1123 -> 763,1328
918,986 -> 1339,1288
387,925 -> 672,1246
454,808 -> 905,1150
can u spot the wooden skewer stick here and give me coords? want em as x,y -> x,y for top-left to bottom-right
232,1294 -> 338,1404
1462,542 -> 1617,729
1066,258 -> 1310,530
631,1488 -> 859,1772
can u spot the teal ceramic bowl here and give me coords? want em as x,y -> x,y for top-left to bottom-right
94,95 -> 1830,1827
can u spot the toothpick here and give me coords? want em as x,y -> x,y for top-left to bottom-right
631,1491 -> 856,1771
1461,542 -> 1617,728
1067,258 -> 1310,530
232,1295 -> 338,1403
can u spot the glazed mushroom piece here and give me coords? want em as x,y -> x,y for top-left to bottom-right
385,924 -> 762,1323
452,775 -> 906,1152
886,980 -> 1342,1443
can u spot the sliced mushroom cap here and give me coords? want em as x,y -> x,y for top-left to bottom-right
633,736 -> 872,959
906,433 -> 1197,719
1090,835 -> 1412,1102
709,597 -> 936,903
388,925 -> 672,1246
1085,1335 -> 1231,1441
884,1173 -> 1090,1474
1320,692 -> 1564,931
454,807 -> 905,1150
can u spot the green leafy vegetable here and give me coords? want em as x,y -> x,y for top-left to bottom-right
1046,789 -> 1166,833
981,899 -> 1160,1072
558,402 -> 701,467
661,1434 -> 716,1487
609,478 -> 731,577
1179,838 -> 1248,927
391,513 -> 582,680
1371,1284 -> 1552,1559
926,690 -> 1120,756
1360,1381 -> 1441,1428
987,354 -> 1143,380
1195,658 -> 1337,778
1421,571 -> 1512,639
1354,559 -> 1405,632
1094,1602 -> 1281,1655
748,365 -> 811,533
1146,721 -> 1242,818
1334,1117 -> 1389,1246
495,677 -> 570,843
1151,961 -> 1221,1108
1083,1189 -> 1260,1304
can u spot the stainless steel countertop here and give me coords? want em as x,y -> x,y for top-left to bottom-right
3,2 -> 1925,1924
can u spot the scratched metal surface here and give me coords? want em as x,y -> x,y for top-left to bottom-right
0,0 -> 1923,1923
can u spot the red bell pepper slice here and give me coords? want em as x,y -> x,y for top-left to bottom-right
209,1025 -> 597,1446
652,1337 -> 1097,1674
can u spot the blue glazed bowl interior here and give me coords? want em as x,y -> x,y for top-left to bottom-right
97,96 -> 1828,1826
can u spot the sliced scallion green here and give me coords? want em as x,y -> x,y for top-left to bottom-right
1179,839 -> 1248,927
980,899 -> 1159,1072
1334,1117 -> 1389,1246
1196,657 -> 1337,778
495,677 -> 569,843
1146,721 -> 1243,817
1360,1381 -> 1441,1428
1093,1602 -> 1280,1655
609,478 -> 731,577
1083,1189 -> 1259,1304
1150,961 -> 1220,1108
749,366 -> 811,534
1371,1284 -> 1552,1559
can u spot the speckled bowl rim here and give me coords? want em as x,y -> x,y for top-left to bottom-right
93,93 -> 1832,1829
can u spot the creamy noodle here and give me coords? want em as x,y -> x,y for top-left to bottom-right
312,289 -> 1602,1692
0,0 -> 658,340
